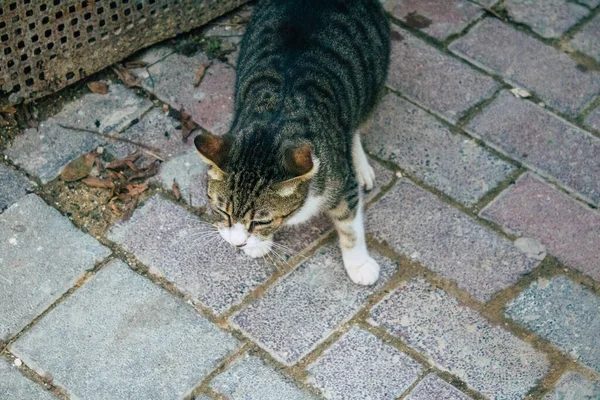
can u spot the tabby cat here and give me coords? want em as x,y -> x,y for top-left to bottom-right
195,0 -> 390,285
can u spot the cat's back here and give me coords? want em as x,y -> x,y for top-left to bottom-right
235,0 -> 390,130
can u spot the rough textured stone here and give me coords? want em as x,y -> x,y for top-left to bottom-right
0,194 -> 110,341
367,180 -> 540,301
306,326 -> 422,400
211,354 -> 314,400
467,91 -> 600,205
450,19 -> 600,116
6,83 -> 152,183
578,0 -> 600,7
370,278 -> 549,399
505,0 -> 589,38
406,374 -> 472,400
572,14 -> 600,62
365,93 -> 515,205
506,276 -> 600,373
387,26 -> 499,123
155,150 -> 209,208
0,358 -> 56,400
543,372 -> 600,400
385,0 -> 482,40
586,106 -> 600,131
0,163 -> 32,212
231,245 -> 397,365
129,44 -> 175,67
481,173 -> 600,280
10,260 -> 239,400
144,53 -> 235,135
107,196 -> 274,315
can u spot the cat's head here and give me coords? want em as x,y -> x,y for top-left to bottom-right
194,132 -> 318,255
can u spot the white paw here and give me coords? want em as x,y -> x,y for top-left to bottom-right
355,160 -> 376,191
344,256 -> 380,285
243,242 -> 272,258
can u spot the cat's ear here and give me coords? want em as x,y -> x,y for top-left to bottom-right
273,143 -> 319,197
194,133 -> 230,180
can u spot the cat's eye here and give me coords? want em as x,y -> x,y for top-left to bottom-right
250,220 -> 273,231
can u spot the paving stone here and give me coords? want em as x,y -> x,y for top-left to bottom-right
369,278 -> 549,399
367,179 -> 540,301
572,14 -> 600,62
0,194 -> 110,341
129,44 -> 175,66
10,260 -> 239,400
365,93 -> 515,206
230,244 -> 397,365
107,195 -> 274,315
507,275 -> 600,372
384,0 -> 482,40
211,354 -> 315,400
471,0 -> 499,6
306,326 -> 422,400
5,83 -> 152,183
450,18 -> 600,117
406,374 -> 472,400
0,358 -> 56,400
543,372 -> 600,400
143,53 -> 235,135
578,0 -> 600,8
480,173 -> 600,281
586,106 -> 600,131
155,150 -> 209,208
505,0 -> 589,38
387,26 -> 499,123
0,163 -> 33,212
467,91 -> 600,205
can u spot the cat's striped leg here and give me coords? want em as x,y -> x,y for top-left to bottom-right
352,132 -> 375,191
328,186 -> 380,285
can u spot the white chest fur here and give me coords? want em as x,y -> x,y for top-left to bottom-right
285,194 -> 326,225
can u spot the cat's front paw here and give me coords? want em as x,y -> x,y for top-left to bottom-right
355,160 -> 376,191
243,242 -> 272,258
344,256 -> 380,285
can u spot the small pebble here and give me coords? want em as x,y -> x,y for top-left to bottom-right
14,358 -> 22,367
395,171 -> 403,178
96,146 -> 104,154
162,104 -> 169,113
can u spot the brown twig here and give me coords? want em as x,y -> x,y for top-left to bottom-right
480,5 -> 505,21
57,124 -> 162,153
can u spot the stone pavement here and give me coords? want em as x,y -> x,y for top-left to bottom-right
1,1 -> 600,399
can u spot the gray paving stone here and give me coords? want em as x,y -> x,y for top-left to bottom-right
506,0 -> 589,38
306,326 -> 422,400
470,0 -> 499,6
143,53 -> 235,135
129,44 -> 175,67
506,276 -> 600,373
578,0 -> 600,8
155,149 -> 209,208
5,83 -> 152,183
369,278 -> 549,399
230,244 -> 397,365
107,195 -> 274,315
543,372 -> 600,400
0,163 -> 32,212
0,194 -> 110,341
211,354 -> 315,400
480,173 -> 600,281
387,26 -> 499,123
467,91 -> 600,205
406,374 -> 472,400
10,260 -> 239,400
450,19 -> 600,117
384,0 -> 483,40
365,93 -> 515,206
0,358 -> 57,400
586,106 -> 600,131
367,179 -> 540,301
572,14 -> 600,62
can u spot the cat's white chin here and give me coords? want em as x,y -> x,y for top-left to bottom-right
242,240 -> 273,258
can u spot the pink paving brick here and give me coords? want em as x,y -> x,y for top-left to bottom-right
571,14 -> 600,63
586,107 -> 600,131
387,26 -> 499,123
466,91 -> 600,205
384,0 -> 483,40
505,0 -> 589,39
450,18 -> 600,117
480,173 -> 600,281
143,53 -> 235,135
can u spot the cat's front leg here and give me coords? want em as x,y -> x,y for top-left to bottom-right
328,185 -> 380,285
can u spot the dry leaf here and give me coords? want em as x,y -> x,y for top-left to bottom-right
0,78 -> 5,85
180,108 -> 197,142
61,152 -> 96,182
87,81 -> 109,94
21,103 -> 38,128
128,161 -> 159,181
106,151 -> 141,170
82,177 -> 116,189
123,60 -> 148,69
121,195 -> 139,221
108,198 -> 121,215
194,62 -> 211,87
0,105 -> 17,114
172,179 -> 181,200
126,183 -> 148,196
111,64 -> 141,88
